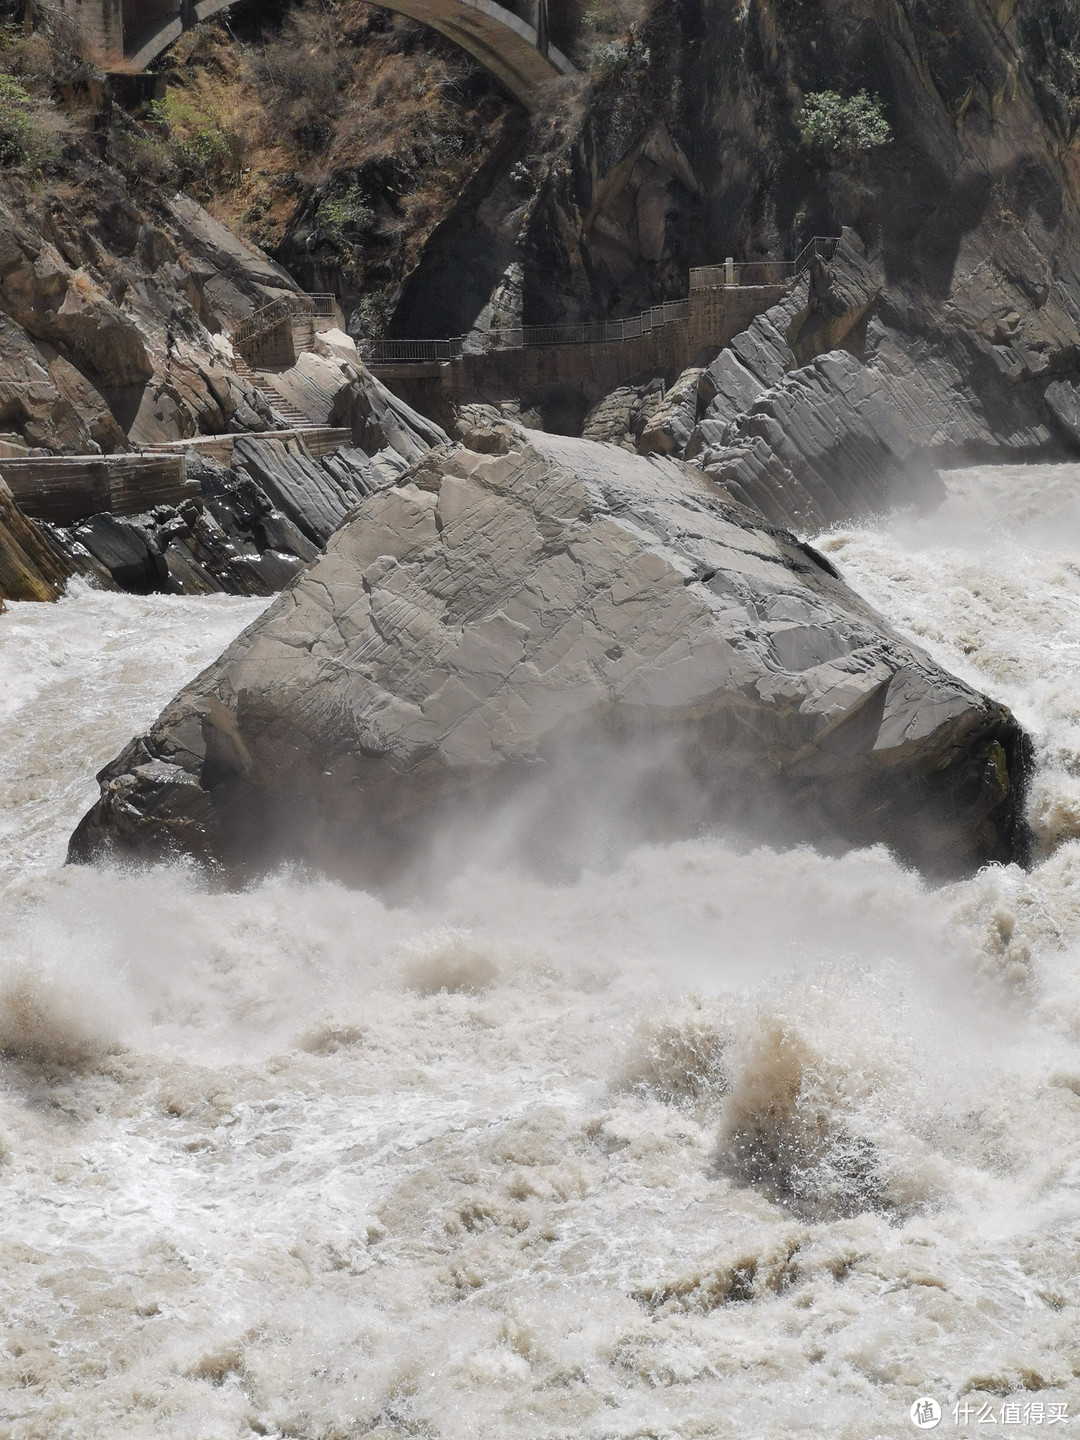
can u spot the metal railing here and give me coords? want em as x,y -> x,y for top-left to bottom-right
367,299 -> 693,365
366,337 -> 465,363
235,242 -> 846,368
233,293 -> 339,346
234,295 -> 312,347
690,236 -> 839,292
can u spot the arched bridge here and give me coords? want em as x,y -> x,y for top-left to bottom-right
58,0 -> 575,108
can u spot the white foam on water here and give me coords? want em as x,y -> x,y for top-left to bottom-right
819,464 -> 1080,856
0,582 -> 269,883
1,473 -> 1080,1439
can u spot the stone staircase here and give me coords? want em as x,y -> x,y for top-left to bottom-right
233,355 -> 314,430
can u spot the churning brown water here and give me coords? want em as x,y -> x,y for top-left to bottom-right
1,467 -> 1080,1439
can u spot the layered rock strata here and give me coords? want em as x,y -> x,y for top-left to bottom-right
0,479 -> 76,603
70,430 -> 1030,881
43,344 -> 448,597
581,240 -> 963,532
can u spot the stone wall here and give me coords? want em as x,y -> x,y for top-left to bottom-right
123,0 -> 177,30
0,453 -> 192,525
240,317 -> 298,372
148,427 -> 353,465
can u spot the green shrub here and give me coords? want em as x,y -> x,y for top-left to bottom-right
799,89 -> 891,158
110,126 -> 177,187
0,71 -> 33,167
317,187 -> 376,236
591,35 -> 650,76
146,93 -> 242,188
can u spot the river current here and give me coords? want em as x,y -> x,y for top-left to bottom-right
2,465 -> 1080,1439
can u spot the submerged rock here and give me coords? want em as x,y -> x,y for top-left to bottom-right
69,430 -> 1030,881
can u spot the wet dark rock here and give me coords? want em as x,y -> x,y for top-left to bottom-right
230,436 -> 368,549
72,514 -> 168,594
48,439 -> 402,598
194,454 -> 321,567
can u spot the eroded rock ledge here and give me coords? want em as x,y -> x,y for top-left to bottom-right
69,430 -> 1031,882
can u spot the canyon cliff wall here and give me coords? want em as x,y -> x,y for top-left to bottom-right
510,0 -> 1080,454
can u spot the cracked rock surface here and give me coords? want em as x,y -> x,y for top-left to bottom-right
69,430 -> 1030,881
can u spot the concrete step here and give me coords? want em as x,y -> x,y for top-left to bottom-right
258,387 -> 313,428
233,358 -> 314,429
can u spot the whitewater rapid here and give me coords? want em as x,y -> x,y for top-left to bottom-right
2,467 -> 1080,1439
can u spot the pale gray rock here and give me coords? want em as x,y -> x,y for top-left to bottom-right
230,436 -> 366,548
70,430 -> 1030,881
716,349 -> 944,528
637,368 -> 714,456
1043,378 -> 1080,447
582,381 -> 664,451
167,193 -> 300,330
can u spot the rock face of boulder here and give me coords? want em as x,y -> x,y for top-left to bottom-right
70,430 -> 1030,882
0,479 -> 76,602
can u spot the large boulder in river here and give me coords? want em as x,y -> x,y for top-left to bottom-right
69,431 -> 1030,881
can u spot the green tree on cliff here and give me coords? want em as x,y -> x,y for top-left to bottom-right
799,90 -> 891,159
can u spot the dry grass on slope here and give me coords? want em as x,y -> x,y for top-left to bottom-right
141,1 -> 514,335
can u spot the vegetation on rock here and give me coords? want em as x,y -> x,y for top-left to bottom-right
797,90 -> 891,159
145,92 -> 243,190
0,71 -> 33,166
0,18 -> 71,170
136,4 -> 513,339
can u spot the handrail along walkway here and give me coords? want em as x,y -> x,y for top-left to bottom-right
368,237 -> 839,365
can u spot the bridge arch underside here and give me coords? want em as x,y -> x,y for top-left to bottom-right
126,0 -> 574,108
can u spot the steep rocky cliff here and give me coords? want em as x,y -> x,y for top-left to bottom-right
0,476 -> 74,600
501,0 -> 1080,458
0,171 -> 304,451
142,2 -> 515,341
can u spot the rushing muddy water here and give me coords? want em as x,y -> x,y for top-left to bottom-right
2,467 -> 1080,1439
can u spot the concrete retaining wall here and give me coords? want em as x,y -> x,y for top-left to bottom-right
373,284 -> 787,424
149,427 -> 353,465
0,453 -> 193,525
240,317 -> 298,373
57,0 -> 124,59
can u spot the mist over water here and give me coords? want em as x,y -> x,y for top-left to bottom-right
2,469 -> 1080,1438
